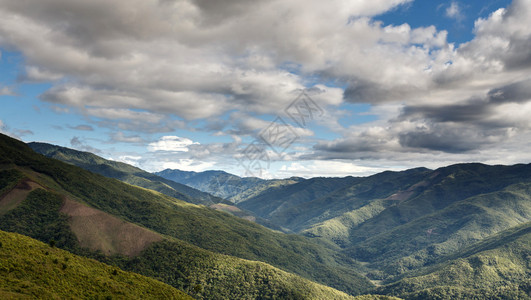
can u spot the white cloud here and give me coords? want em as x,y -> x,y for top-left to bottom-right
1,0 -> 531,178
111,132 -> 145,144
160,159 -> 215,173
116,155 -> 142,166
445,2 -> 464,21
148,135 -> 199,152
278,160 -> 390,178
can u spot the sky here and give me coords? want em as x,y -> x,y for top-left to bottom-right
1,0 -> 531,179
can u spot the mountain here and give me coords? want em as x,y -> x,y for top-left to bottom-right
229,161 -> 531,285
0,133 -> 372,297
155,168 -> 302,203
4,132 -> 531,299
378,221 -> 531,298
238,168 -> 430,233
28,142 -> 283,230
28,142 -> 225,206
0,230 -> 191,299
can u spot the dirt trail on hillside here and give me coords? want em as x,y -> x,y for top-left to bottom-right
61,198 -> 163,256
0,180 -> 42,214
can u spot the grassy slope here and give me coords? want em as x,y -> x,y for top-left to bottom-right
0,169 -> 365,299
0,134 -> 372,295
0,230 -> 191,299
379,222 -> 531,299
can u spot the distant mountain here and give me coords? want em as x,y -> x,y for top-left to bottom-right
155,168 -> 302,203
0,230 -> 191,299
0,133 -> 372,297
29,142 -> 225,206
28,142 -> 282,229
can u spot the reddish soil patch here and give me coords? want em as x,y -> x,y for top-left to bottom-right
61,198 -> 162,256
0,180 -> 42,214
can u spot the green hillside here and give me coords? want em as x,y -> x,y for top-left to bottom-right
344,181 -> 531,277
28,142 -> 278,228
29,142 -> 224,206
379,222 -> 531,299
0,179 -> 365,299
0,133 -> 372,296
120,238 -> 361,300
0,230 -> 191,299
235,162 -> 531,280
240,168 -> 430,233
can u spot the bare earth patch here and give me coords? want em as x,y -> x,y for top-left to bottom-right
0,180 -> 42,215
61,198 -> 163,256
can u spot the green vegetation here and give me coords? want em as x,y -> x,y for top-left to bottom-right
239,168 -> 430,232
0,133 -> 373,295
344,181 -> 531,277
112,239 -> 358,300
235,162 -> 531,284
0,169 -> 24,196
0,188 -> 79,250
378,222 -> 531,299
0,230 -> 191,299
3,133 -> 531,299
29,142 -> 273,227
29,142 -> 225,205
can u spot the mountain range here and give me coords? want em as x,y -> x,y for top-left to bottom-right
2,132 -> 530,299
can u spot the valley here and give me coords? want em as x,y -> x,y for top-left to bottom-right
1,133 -> 530,299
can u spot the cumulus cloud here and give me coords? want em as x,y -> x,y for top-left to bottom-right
1,0 -> 531,177
148,135 -> 199,152
0,0 -> 427,124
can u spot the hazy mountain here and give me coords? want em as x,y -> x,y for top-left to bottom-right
155,168 -> 302,203
0,133 -> 372,297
